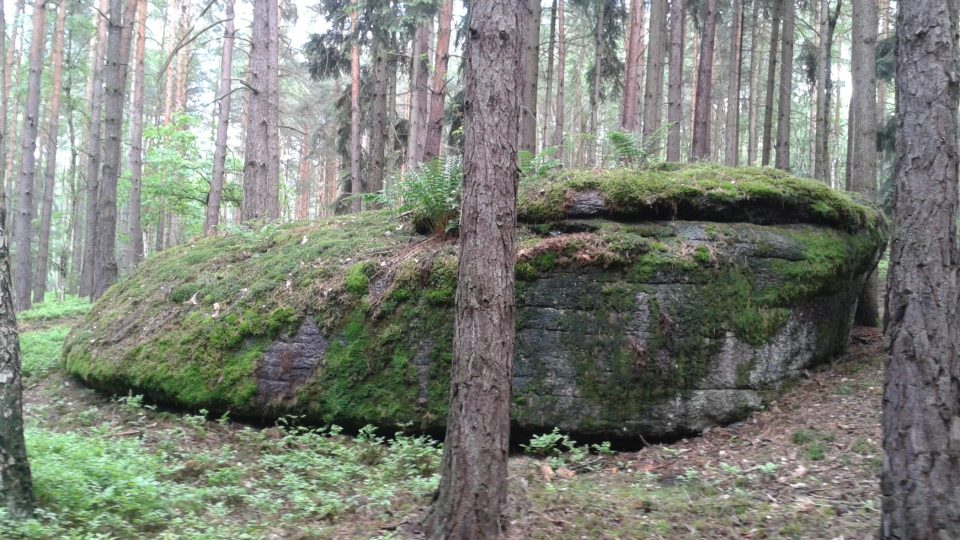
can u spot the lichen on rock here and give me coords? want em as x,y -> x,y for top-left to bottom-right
62,165 -> 887,440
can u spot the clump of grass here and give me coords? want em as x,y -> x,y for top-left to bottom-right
18,296 -> 91,321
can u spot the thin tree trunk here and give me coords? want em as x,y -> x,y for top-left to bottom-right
850,0 -> 878,325
519,0 -> 540,154
12,0 -> 47,311
407,20 -> 432,168
92,0 -> 137,300
761,0 -> 781,166
774,0 -> 794,170
642,0 -> 667,143
540,0 -> 558,149
125,0 -> 147,268
367,37 -> 389,193
421,0 -> 522,535
745,0 -> 761,165
80,0 -> 110,298
590,5 -> 606,165
621,0 -> 645,132
425,0 -> 454,161
814,0 -> 841,182
3,0 -> 25,220
348,2 -> 361,213
666,0 -> 685,161
724,0 -> 744,165
552,0 -> 566,159
883,0 -> 960,536
0,199 -> 33,517
241,0 -> 280,221
65,67 -> 83,294
204,0 -> 234,234
691,0 -> 718,160
33,0 -> 68,304
296,133 -> 311,220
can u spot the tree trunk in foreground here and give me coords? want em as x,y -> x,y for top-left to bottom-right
421,0 -> 523,537
691,0 -> 718,160
241,0 -> 280,221
882,1 -> 960,535
850,0 -> 879,326
0,201 -> 33,518
34,0 -> 68,303
12,0 -> 47,311
205,0 -> 235,234
666,0 -> 685,162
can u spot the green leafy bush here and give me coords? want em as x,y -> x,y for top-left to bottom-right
379,156 -> 462,235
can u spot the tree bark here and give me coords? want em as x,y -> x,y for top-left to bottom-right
296,133 -> 311,220
774,0 -> 794,170
33,0 -> 68,304
666,0 -> 685,161
589,5 -> 606,165
348,2 -> 361,213
421,0 -> 522,536
204,0 -> 235,234
814,0 -> 841,182
367,36 -> 389,193
723,0 -> 744,165
761,0 -> 781,166
540,0 -> 558,150
745,0 -> 761,165
691,0 -> 718,160
3,0 -> 25,220
552,0 -> 566,159
883,0 -> 960,537
124,0 -> 147,267
0,200 -> 33,518
425,0 -> 454,161
407,20 -> 432,168
12,0 -> 47,311
519,0 -> 539,154
0,1 -> 6,203
80,0 -> 110,298
621,0 -> 645,132
92,0 -> 137,300
241,0 -> 280,221
642,0 -> 667,143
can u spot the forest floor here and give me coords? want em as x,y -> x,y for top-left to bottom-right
5,299 -> 884,539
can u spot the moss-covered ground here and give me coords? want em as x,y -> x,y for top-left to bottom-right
7,300 -> 885,538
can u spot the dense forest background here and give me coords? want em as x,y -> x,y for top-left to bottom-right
0,0 -> 892,311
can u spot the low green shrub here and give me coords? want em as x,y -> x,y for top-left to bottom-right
18,296 -> 91,321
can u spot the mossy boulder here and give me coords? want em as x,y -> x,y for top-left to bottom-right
63,166 -> 888,440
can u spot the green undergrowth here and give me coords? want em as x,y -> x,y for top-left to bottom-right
518,164 -> 886,235
18,296 -> 91,322
20,327 -> 71,379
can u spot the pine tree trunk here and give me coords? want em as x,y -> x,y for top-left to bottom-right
691,0 -> 718,160
745,0 -> 761,165
92,0 -> 137,300
3,0 -> 25,220
425,0 -> 454,161
552,0 -> 566,159
540,0 -> 558,149
421,0 -> 522,535
407,21 -> 432,168
621,0 -> 645,132
123,0 -> 146,268
850,0 -> 879,325
0,200 -> 33,518
80,0 -> 110,298
590,6 -> 606,165
296,133 -> 311,220
241,0 -> 280,221
883,1 -> 960,536
774,0 -> 794,170
519,0 -> 539,154
348,3 -> 361,213
814,0 -> 840,182
723,0 -> 744,165
367,37 -> 389,192
33,0 -> 68,304
761,0 -> 781,166
666,0 -> 685,162
642,0 -> 667,144
204,0 -> 234,234
12,0 -> 47,311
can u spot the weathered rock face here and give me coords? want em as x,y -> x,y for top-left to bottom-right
63,166 -> 887,440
